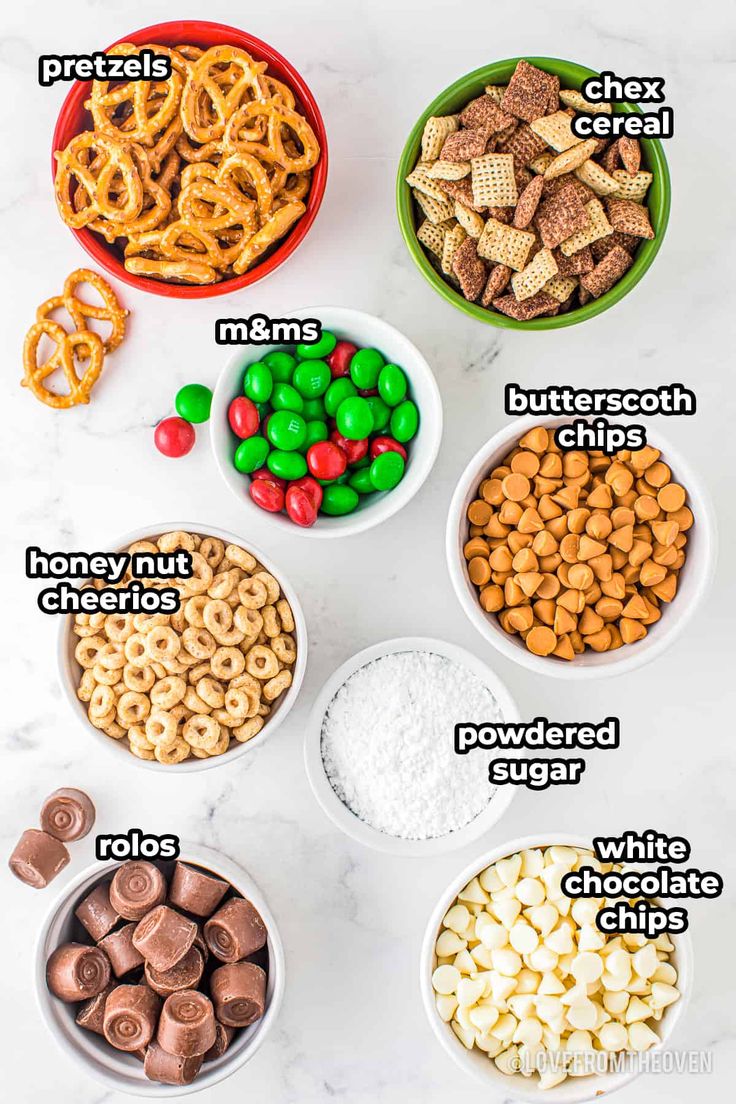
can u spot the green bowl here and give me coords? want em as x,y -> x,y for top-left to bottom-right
396,56 -> 671,331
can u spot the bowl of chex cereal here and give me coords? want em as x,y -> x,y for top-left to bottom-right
397,58 -> 670,329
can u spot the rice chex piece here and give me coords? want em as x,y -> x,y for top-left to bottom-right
580,245 -> 633,298
440,127 -> 491,162
437,177 -> 486,212
513,174 -> 545,228
499,123 -> 549,167
559,198 -> 613,256
535,182 -> 590,249
544,275 -> 578,302
460,95 -> 515,132
477,218 -> 536,271
511,247 -> 559,301
416,220 -> 447,259
406,163 -> 450,203
590,231 -> 639,261
575,159 -> 619,196
554,245 -> 594,275
544,138 -> 598,179
454,200 -> 485,238
493,291 -> 560,319
484,84 -> 506,103
452,237 -> 488,301
441,223 -> 467,275
559,89 -> 612,114
529,151 -> 555,174
481,263 -> 513,306
605,197 -> 654,239
471,153 -> 518,207
413,188 -> 455,225
501,60 -> 558,122
530,111 -> 580,152
421,115 -> 459,161
619,137 -> 641,175
610,169 -> 653,202
428,160 -> 471,181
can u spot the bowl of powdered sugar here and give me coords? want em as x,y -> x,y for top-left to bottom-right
304,637 -> 521,855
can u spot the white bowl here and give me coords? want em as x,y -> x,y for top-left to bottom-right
57,522 -> 307,772
210,306 -> 443,538
36,843 -> 285,1097
420,833 -> 693,1103
304,636 -> 521,855
446,416 -> 718,679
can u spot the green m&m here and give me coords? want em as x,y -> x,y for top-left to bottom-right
378,364 -> 407,407
175,383 -> 212,424
292,359 -> 331,398
336,396 -> 374,440
364,395 -> 391,433
349,347 -> 384,390
296,330 -> 337,360
266,410 -> 307,452
370,450 -> 405,490
267,450 -> 308,481
271,382 -> 304,413
348,467 -> 375,495
302,397 -> 327,421
243,362 -> 273,403
321,484 -> 359,515
390,399 -> 419,443
262,350 -> 296,382
303,420 -> 329,450
234,435 -> 269,473
324,378 -> 357,416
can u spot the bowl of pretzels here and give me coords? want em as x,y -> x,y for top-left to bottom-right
51,21 -> 327,298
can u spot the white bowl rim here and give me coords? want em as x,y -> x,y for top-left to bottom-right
35,841 -> 286,1097
446,415 -> 718,680
56,521 -> 308,772
210,305 -> 444,539
304,635 -> 522,856
419,831 -> 694,1104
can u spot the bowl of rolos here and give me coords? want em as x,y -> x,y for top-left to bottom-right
211,307 -> 443,536
420,836 -> 692,1100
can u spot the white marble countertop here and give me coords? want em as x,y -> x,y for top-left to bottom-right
1,0 -> 735,1101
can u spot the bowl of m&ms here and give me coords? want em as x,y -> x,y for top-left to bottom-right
211,307 -> 443,537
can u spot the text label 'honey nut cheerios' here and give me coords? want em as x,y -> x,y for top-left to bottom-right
39,50 -> 172,87
215,313 -> 321,346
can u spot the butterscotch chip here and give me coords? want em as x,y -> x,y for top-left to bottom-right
502,473 -> 530,501
519,426 -> 549,453
468,557 -> 492,586
479,585 -> 504,612
526,626 -> 558,656
467,500 -> 492,526
657,483 -> 686,512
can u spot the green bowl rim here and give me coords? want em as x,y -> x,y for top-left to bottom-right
396,56 -> 671,331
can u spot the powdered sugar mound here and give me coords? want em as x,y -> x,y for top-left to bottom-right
320,650 -> 503,840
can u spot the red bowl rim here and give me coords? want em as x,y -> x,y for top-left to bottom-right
51,19 -> 329,299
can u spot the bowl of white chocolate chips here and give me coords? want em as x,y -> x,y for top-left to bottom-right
420,836 -> 691,1100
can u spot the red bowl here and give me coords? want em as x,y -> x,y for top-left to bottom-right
51,20 -> 328,299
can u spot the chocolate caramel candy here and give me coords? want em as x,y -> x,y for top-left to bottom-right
98,923 -> 144,977
204,1022 -> 234,1062
103,984 -> 161,1052
40,788 -> 96,842
133,905 -> 197,972
169,862 -> 228,917
76,985 -> 114,1036
145,945 -> 204,997
110,861 -> 166,921
157,990 -> 217,1057
210,962 -> 267,1027
46,943 -> 111,1002
144,1041 -> 204,1086
74,882 -> 120,941
9,829 -> 69,889
204,897 -> 267,963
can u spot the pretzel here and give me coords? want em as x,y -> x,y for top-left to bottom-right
180,46 -> 269,143
36,268 -> 128,353
55,132 -> 144,228
224,100 -> 320,174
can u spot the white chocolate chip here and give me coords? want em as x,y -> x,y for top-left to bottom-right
436,930 -> 466,957
435,993 -> 458,1022
520,848 -> 545,878
571,952 -> 604,984
496,853 -> 522,887
469,1003 -> 500,1033
571,898 -> 600,926
650,982 -> 680,1009
538,971 -> 565,996
527,903 -> 559,936
515,877 -> 546,906
457,977 -> 485,1007
510,922 -> 540,955
494,1044 -> 521,1075
577,923 -> 606,952
632,943 -> 659,980
535,995 -> 564,1023
479,919 -> 509,949
458,876 -> 490,905
515,968 -> 541,994
529,945 -> 558,973
625,995 -> 651,1024
598,1022 -> 628,1051
603,990 -> 629,1015
491,1013 -> 518,1043
545,925 -> 574,955
432,964 -> 460,994
443,904 -> 470,932
451,1020 -> 475,1049
489,972 -> 517,1003
514,1016 -> 543,1046
493,898 -> 522,929
628,1021 -> 659,1051
652,962 -> 677,985
492,948 -> 523,977
566,999 -> 598,1031
479,864 -> 504,893
453,949 -> 476,974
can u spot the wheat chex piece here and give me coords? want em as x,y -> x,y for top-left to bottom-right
493,291 -> 560,319
514,164 -> 533,193
544,275 -> 578,302
416,220 -> 447,259
501,59 -> 557,122
544,138 -> 598,179
590,231 -> 639,261
511,247 -> 559,301
530,111 -> 580,152
601,140 -> 622,175
481,263 -> 513,306
499,123 -> 549,167
547,74 -> 561,113
460,94 -> 516,132
605,197 -> 654,239
428,160 -> 471,181
452,236 -> 488,301
535,181 -> 590,249
477,218 -> 536,271
579,286 -> 593,306
554,244 -> 594,275
441,222 -> 467,275
529,151 -> 555,174
413,188 -> 455,225
471,152 -> 518,208
580,245 -> 634,298
437,177 -> 486,212
559,197 -> 613,256
575,159 -> 619,196
542,172 -> 593,205
611,169 -> 653,202
440,127 -> 491,162
421,115 -> 459,161
484,84 -> 506,103
486,205 -> 513,224
405,163 -> 451,203
513,174 -> 545,229
559,89 -> 612,114
455,200 -> 485,238
618,136 -> 641,175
